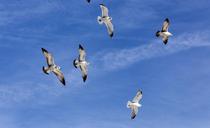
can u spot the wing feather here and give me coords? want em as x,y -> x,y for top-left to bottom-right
80,63 -> 88,82
161,18 -> 170,32
53,68 -> 66,86
41,48 -> 54,66
131,106 -> 138,119
132,90 -> 143,103
104,20 -> 114,37
79,44 -> 86,62
100,4 -> 109,17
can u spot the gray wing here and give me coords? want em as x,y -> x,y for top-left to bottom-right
53,68 -> 66,86
42,48 -> 54,66
104,20 -> 114,37
132,90 -> 143,103
100,4 -> 109,17
131,106 -> 138,119
80,63 -> 88,82
161,18 -> 170,32
79,44 -> 86,62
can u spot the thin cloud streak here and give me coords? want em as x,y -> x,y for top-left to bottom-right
95,31 -> 210,70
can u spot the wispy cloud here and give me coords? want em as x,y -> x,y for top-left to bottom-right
93,31 -> 210,71
0,1 -> 60,26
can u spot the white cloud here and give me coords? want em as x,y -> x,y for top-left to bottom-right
95,31 -> 210,71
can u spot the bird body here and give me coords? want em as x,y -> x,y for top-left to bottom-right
41,48 -> 66,86
127,101 -> 142,109
156,18 -> 172,44
73,44 -> 89,82
98,4 -> 114,37
127,90 -> 143,119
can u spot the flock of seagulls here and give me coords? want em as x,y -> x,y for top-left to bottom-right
41,1 -> 173,119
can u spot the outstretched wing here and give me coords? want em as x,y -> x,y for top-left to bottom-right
80,63 -> 88,82
53,68 -> 66,86
104,20 -> 114,37
131,106 -> 138,119
162,36 -> 169,45
79,44 -> 86,62
132,90 -> 143,103
161,18 -> 170,32
41,48 -> 54,66
100,4 -> 109,17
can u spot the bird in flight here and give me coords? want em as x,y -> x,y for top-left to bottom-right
41,48 -> 66,86
127,89 -> 143,119
73,44 -> 89,82
97,4 -> 114,38
156,18 -> 173,45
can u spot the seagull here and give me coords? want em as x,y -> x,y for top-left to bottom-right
73,44 -> 89,82
41,48 -> 66,86
156,18 -> 173,45
127,89 -> 143,119
97,4 -> 114,38
86,0 -> 90,3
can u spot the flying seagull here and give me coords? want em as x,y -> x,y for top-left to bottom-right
127,89 -> 143,119
73,44 -> 89,82
156,18 -> 173,45
97,4 -> 114,38
41,48 -> 66,86
86,0 -> 90,3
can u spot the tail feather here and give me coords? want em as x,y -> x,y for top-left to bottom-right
127,101 -> 132,108
97,16 -> 103,24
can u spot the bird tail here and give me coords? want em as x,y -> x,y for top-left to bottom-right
97,16 -> 103,24
127,101 -> 132,108
156,31 -> 161,37
42,66 -> 50,75
73,59 -> 79,68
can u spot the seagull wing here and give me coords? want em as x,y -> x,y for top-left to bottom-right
53,68 -> 66,86
161,18 -> 170,32
79,44 -> 86,62
100,4 -> 109,17
132,90 -> 143,103
104,20 -> 114,37
42,48 -> 54,66
80,63 -> 88,82
131,106 -> 138,119
162,36 -> 169,45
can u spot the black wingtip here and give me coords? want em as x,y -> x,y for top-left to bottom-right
165,18 -> 169,22
110,33 -> 114,38
73,59 -> 78,68
61,79 -> 66,86
83,75 -> 87,82
163,39 -> 168,45
138,89 -> 143,94
41,48 -> 48,53
87,0 -> 90,3
156,31 -> 160,37
131,115 -> 136,120
79,44 -> 84,50
100,4 -> 104,6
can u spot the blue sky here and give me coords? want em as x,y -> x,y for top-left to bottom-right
0,0 -> 210,128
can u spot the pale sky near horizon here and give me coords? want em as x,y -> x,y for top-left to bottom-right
0,0 -> 210,128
